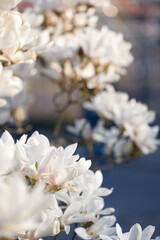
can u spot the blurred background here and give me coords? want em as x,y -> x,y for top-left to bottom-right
27,0 -> 160,124
25,0 -> 160,237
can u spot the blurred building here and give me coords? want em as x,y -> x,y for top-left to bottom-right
102,0 -> 160,122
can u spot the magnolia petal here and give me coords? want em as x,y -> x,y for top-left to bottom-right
129,224 -> 142,240
75,227 -> 92,240
141,225 -> 155,240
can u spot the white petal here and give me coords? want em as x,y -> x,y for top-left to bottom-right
75,228 -> 92,240
64,143 -> 78,158
116,224 -> 124,240
129,224 -> 142,240
141,225 -> 155,240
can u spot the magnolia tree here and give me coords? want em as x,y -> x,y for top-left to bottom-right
0,0 -> 159,240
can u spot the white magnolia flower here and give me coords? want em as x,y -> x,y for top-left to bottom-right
84,85 -> 156,127
75,26 -> 133,82
0,174 -> 51,239
16,131 -> 91,190
0,0 -> 22,10
56,170 -> 114,234
0,11 -> 32,63
84,85 -> 132,125
0,10 -> 52,66
60,200 -> 95,234
75,216 -> 116,239
76,27 -> 133,65
124,124 -> 160,155
75,170 -> 114,218
85,86 -> 159,155
116,223 -> 155,240
75,170 -> 113,202
20,194 -> 62,239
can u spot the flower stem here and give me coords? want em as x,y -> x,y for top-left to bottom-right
72,223 -> 78,240
53,110 -> 66,142
54,233 -> 59,240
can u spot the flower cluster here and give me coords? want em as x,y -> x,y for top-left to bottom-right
10,0 -> 157,167
0,130 -> 159,240
67,85 -> 159,163
18,0 -> 132,101
0,0 -> 52,66
0,0 -> 53,128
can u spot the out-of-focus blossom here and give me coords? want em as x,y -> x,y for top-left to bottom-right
25,1 -> 98,38
124,124 -> 160,155
0,11 -> 32,65
19,194 -> 62,239
76,27 -> 133,67
43,34 -> 78,61
22,7 -> 51,50
0,174 -> 51,239
40,26 -> 133,91
0,9 -> 52,66
74,26 -> 133,83
86,87 -> 155,124
67,118 -> 92,140
0,0 -> 22,10
93,120 -> 133,163
84,85 -> 156,127
28,0 -> 110,10
84,86 -> 159,155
